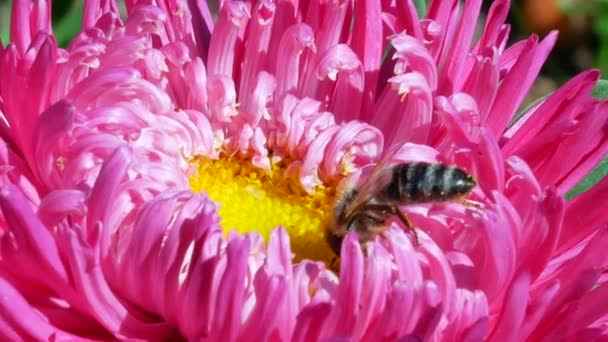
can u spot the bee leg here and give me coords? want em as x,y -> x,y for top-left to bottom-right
389,205 -> 419,246
458,197 -> 483,209
359,203 -> 420,246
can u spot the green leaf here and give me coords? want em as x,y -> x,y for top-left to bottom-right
413,0 -> 428,18
53,2 -> 83,48
591,79 -> 608,100
567,156 -> 608,199
0,0 -> 12,46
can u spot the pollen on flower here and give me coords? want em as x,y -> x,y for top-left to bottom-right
189,156 -> 338,263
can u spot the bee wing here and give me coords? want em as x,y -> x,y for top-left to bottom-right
343,143 -> 403,219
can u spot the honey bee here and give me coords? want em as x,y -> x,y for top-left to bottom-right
326,155 -> 477,256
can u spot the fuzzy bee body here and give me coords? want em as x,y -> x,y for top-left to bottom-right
326,162 -> 476,255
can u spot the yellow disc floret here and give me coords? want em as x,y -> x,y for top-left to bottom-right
189,156 -> 337,263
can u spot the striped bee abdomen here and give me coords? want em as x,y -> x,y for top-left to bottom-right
383,162 -> 476,202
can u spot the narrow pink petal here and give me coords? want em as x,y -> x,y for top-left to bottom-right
326,233 -> 363,335
292,302 -> 333,342
485,32 -> 557,138
37,189 -> 87,227
207,1 -> 250,78
241,71 -> 276,125
351,0 -> 383,115
424,0 -> 458,60
395,0 -> 423,39
0,139 -> 41,206
206,75 -> 238,122
275,23 -> 316,97
264,0 -> 298,66
520,282 -> 560,339
60,224 -> 175,340
521,188 -> 565,279
373,71 -> 433,146
392,33 -> 437,91
563,284 -> 608,338
354,242 -> 391,340
85,145 -> 131,239
437,0 -> 482,94
331,60 -> 365,123
0,184 -> 69,285
321,121 -> 383,181
418,233 -> 457,317
459,55 -> 499,117
364,283 -> 414,339
502,70 -> 599,155
238,0 -> 276,100
488,269 -> 531,340
314,0 -> 349,54
295,125 -> 340,192
265,227 -> 294,276
68,67 -> 172,114
473,0 -> 510,53
30,0 -> 52,35
10,0 -> 31,55
301,44 -> 361,102
209,235 -> 250,341
387,226 -> 423,285
183,58 -> 209,112
529,230 -> 608,339
241,275 -> 289,340
466,203 -> 517,299
451,290 -> 489,341
559,176 -> 608,255
187,0 -> 214,60
0,277 -> 77,340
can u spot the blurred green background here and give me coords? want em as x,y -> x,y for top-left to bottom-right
0,0 -> 606,197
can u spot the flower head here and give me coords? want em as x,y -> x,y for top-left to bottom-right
1,0 -> 608,340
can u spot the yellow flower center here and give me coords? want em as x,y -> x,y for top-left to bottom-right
189,156 -> 338,263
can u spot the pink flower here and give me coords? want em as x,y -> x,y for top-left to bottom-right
0,0 -> 607,340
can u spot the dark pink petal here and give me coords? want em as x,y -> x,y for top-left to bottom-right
187,0 -> 214,60
31,0 -> 52,36
502,70 -> 599,154
301,44 -> 361,105
209,235 -> 251,341
314,0 -> 349,54
275,23 -> 316,98
326,233 -> 364,335
485,32 -> 557,138
207,1 -> 250,78
373,71 -> 433,146
473,0 -> 509,53
353,242 -> 392,339
392,34 -> 437,91
394,0 -> 423,39
241,275 -> 289,340
239,0 -> 276,100
488,269 -> 531,340
292,302 -> 333,342
10,0 -> 31,55
351,0 -> 383,115
529,229 -> 608,339
459,55 -> 499,117
559,176 -> 608,255
437,0 -> 482,95
83,0 -> 119,29
38,189 -> 87,227
33,100 -> 75,189
0,277 -> 76,340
